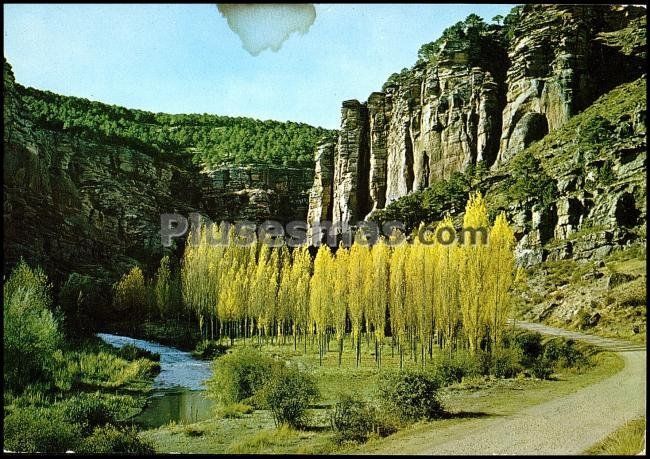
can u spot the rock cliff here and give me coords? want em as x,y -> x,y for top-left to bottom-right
306,4 -> 646,262
3,60 -> 314,287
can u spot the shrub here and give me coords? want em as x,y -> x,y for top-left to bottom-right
218,402 -> 254,419
206,347 -> 274,406
77,425 -> 155,454
193,340 -> 230,360
543,338 -> 587,369
59,393 -> 116,434
530,357 -> 555,380
330,393 -> 377,444
113,266 -> 148,316
475,349 -> 493,376
513,331 -> 544,367
434,351 -> 480,385
257,363 -> 319,428
3,261 -> 62,391
491,347 -> 523,378
3,406 -> 82,453
378,369 -> 444,422
118,344 -> 161,362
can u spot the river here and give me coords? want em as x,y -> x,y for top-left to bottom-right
97,333 -> 216,428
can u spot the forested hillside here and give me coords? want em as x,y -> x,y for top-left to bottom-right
18,85 -> 332,168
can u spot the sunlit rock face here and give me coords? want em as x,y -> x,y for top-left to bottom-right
308,5 -> 645,263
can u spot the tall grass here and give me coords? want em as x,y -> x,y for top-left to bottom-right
585,418 -> 646,455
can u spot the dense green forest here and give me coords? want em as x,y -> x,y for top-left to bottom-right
18,85 -> 332,168
382,9 -> 520,91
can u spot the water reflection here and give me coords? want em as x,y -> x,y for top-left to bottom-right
96,333 -> 217,428
133,389 -> 216,429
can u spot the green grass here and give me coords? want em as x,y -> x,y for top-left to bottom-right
585,418 -> 646,455
218,403 -> 254,419
3,336 -> 160,452
140,338 -> 624,454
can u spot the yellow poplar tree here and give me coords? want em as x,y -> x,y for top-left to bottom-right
459,192 -> 490,354
348,234 -> 370,367
291,245 -> 312,350
432,217 -> 461,353
486,212 -> 516,348
331,244 -> 349,366
310,245 -> 332,365
369,238 -> 390,367
389,241 -> 409,368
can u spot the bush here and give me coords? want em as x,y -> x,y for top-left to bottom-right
113,266 -> 148,316
59,393 -> 117,435
3,406 -> 82,453
543,338 -> 587,369
378,369 -> 444,422
491,347 -> 523,378
434,351 -> 480,385
58,272 -> 95,335
330,393 -> 378,444
330,393 -> 396,443
77,425 -> 155,454
206,347 -> 274,406
219,402 -> 254,419
3,261 -> 62,391
118,344 -> 160,362
530,357 -> 555,380
257,363 -> 319,428
513,331 -> 544,367
193,340 -> 230,360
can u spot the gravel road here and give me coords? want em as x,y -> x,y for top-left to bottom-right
368,320 -> 646,455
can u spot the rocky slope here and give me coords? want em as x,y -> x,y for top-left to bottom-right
307,4 -> 646,261
3,60 -> 314,290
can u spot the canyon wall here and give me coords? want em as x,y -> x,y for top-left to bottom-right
306,4 -> 646,261
3,61 -> 313,286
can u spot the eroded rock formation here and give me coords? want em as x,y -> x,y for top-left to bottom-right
306,4 -> 646,264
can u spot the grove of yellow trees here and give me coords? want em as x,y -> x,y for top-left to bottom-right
172,192 -> 518,367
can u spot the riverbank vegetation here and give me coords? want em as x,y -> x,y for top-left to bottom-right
3,261 -> 160,453
140,337 -> 621,454
4,193 -> 634,454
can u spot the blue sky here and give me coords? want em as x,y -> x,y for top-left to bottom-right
4,4 -> 514,129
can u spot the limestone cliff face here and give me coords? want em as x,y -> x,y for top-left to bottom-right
201,164 -> 312,223
306,136 -> 336,226
325,56 -> 507,224
306,4 -> 646,263
3,61 -> 313,286
501,79 -> 647,266
496,5 -> 645,163
3,79 -> 201,287
331,100 -> 370,225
